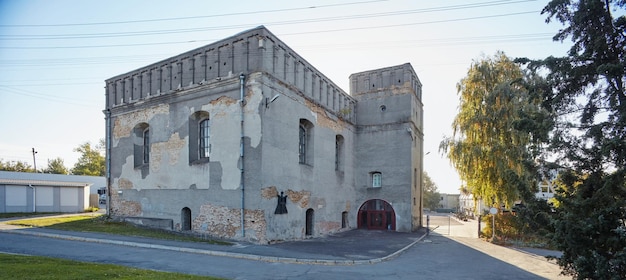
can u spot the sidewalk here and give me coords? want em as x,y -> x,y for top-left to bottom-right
450,236 -> 568,279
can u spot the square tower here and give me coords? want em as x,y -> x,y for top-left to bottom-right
350,63 -> 424,231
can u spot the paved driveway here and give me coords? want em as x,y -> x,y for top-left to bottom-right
0,223 -> 568,279
0,215 -> 570,280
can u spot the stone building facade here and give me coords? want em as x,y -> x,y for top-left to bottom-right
104,26 -> 424,243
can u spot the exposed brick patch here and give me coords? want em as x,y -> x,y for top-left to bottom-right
150,132 -> 186,172
263,187 -> 310,209
286,189 -> 311,208
113,104 -> 169,139
117,178 -> 133,189
210,95 -> 238,106
112,199 -> 142,216
261,186 -> 278,199
194,204 -> 267,243
304,99 -> 346,132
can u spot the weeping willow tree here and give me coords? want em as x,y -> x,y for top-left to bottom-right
440,52 -> 549,208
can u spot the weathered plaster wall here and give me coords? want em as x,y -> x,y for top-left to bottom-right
107,75 -> 262,237
110,75 -> 263,192
246,74 -> 358,241
104,26 -> 422,243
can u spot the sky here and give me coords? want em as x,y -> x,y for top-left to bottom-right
0,0 -> 571,194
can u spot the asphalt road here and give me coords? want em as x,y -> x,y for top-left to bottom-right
0,229 -> 567,280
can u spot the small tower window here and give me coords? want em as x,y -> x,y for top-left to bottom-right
372,172 -> 382,188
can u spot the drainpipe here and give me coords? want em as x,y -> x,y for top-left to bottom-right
27,184 -> 35,212
239,73 -> 246,238
105,109 -> 112,216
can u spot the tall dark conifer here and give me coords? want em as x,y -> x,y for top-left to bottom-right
524,1 -> 626,278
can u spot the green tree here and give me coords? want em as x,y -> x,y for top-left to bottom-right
522,1 -> 626,278
42,157 -> 69,174
440,52 -> 548,208
71,141 -> 105,176
422,172 -> 440,210
0,159 -> 35,172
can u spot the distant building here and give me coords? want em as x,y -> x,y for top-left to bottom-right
459,193 -> 487,218
438,193 -> 460,211
457,169 -> 560,217
0,171 -> 105,213
104,26 -> 424,243
459,193 -> 474,215
536,169 -> 558,200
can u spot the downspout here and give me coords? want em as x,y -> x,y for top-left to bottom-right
27,184 -> 35,212
105,109 -> 111,216
239,73 -> 246,238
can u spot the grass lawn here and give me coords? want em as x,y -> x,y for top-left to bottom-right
4,214 -> 231,245
0,253 -> 224,280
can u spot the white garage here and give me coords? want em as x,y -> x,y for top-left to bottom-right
0,171 -> 99,213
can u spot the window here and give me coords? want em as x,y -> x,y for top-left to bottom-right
372,172 -> 382,188
299,119 -> 314,165
335,135 -> 344,171
199,119 -> 210,158
133,122 -> 149,168
142,128 -> 150,164
189,111 -> 210,164
299,125 -> 306,164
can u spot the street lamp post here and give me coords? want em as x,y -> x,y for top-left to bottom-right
32,148 -> 37,171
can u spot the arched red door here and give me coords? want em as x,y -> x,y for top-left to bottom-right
358,199 -> 396,230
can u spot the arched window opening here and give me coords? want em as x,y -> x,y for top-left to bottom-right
299,119 -> 314,165
305,208 -> 314,236
199,119 -> 210,159
142,128 -> 150,164
181,207 -> 192,231
133,122 -> 150,168
189,111 -> 210,164
299,125 -> 306,164
342,211 -> 349,228
335,135 -> 344,171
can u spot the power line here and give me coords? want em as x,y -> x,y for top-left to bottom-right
295,33 -> 554,51
0,32 -> 554,71
0,54 -> 168,66
280,11 -> 540,36
0,39 -> 216,49
0,10 -> 542,50
0,85 -> 100,107
0,0 -> 536,41
0,0 -> 387,27
0,82 -> 97,86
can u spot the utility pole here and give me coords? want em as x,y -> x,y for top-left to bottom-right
32,148 -> 37,172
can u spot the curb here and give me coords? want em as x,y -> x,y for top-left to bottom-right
0,227 -> 428,265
